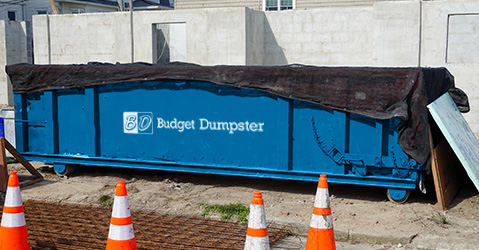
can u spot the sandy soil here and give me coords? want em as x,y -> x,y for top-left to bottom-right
5,161 -> 479,249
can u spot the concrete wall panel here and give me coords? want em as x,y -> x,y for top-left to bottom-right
169,23 -> 188,62
0,21 -> 7,107
446,14 -> 479,64
0,21 -> 27,107
264,7 -> 374,66
246,9 -> 264,65
34,12 -> 132,64
421,1 -> 479,137
132,8 -> 250,65
32,15 -> 50,64
373,1 -> 420,67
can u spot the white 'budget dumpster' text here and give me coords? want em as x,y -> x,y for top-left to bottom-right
157,117 -> 264,134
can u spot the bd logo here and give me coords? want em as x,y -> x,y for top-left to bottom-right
123,112 -> 153,134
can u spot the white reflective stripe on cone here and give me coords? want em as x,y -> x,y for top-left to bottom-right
248,204 -> 267,229
310,213 -> 333,229
313,188 -> 330,209
4,186 -> 23,207
244,235 -> 270,250
108,224 -> 135,241
112,196 -> 131,218
1,212 -> 26,227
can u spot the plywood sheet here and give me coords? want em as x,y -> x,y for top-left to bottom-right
427,93 -> 479,193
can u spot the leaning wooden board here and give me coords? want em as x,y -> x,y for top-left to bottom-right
428,125 -> 464,210
427,92 -> 479,209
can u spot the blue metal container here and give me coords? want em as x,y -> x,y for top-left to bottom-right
0,117 -> 4,138
14,79 -> 423,202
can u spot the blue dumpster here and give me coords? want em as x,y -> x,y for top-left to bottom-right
7,63 -> 468,202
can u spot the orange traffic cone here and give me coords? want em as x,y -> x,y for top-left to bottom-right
244,191 -> 270,250
305,174 -> 336,250
0,171 -> 31,250
106,179 -> 137,250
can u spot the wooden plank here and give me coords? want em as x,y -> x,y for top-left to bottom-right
429,131 -> 464,210
19,177 -> 44,188
429,127 -> 444,209
4,139 -> 43,180
0,138 -> 7,192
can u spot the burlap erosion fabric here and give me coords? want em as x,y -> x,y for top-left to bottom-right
6,62 -> 469,164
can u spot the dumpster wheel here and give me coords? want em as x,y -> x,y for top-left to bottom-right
387,188 -> 411,204
53,164 -> 76,177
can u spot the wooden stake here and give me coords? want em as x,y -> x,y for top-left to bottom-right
0,138 -> 43,191
49,0 -> 59,14
0,138 -> 7,192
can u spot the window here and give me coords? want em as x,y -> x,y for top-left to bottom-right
264,0 -> 294,11
37,10 -> 48,15
7,11 -> 16,21
70,8 -> 85,14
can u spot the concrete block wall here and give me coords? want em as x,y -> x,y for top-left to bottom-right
33,12 -> 132,64
372,1 -> 421,67
5,21 -> 28,65
263,7 -> 374,66
0,21 -> 28,108
0,21 -> 8,107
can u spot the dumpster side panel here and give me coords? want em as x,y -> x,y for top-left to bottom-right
17,92 -> 55,155
348,114 -> 382,156
97,81 -> 290,171
57,88 -> 97,157
14,93 -> 24,152
292,101 -> 347,174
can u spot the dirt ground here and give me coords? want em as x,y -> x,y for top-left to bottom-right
5,161 -> 479,249
1,200 -> 288,249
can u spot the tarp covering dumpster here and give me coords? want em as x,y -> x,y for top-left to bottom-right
6,63 -> 468,164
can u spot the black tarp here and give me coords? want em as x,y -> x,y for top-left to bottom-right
6,62 -> 469,164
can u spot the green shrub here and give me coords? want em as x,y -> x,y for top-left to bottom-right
98,194 -> 114,208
